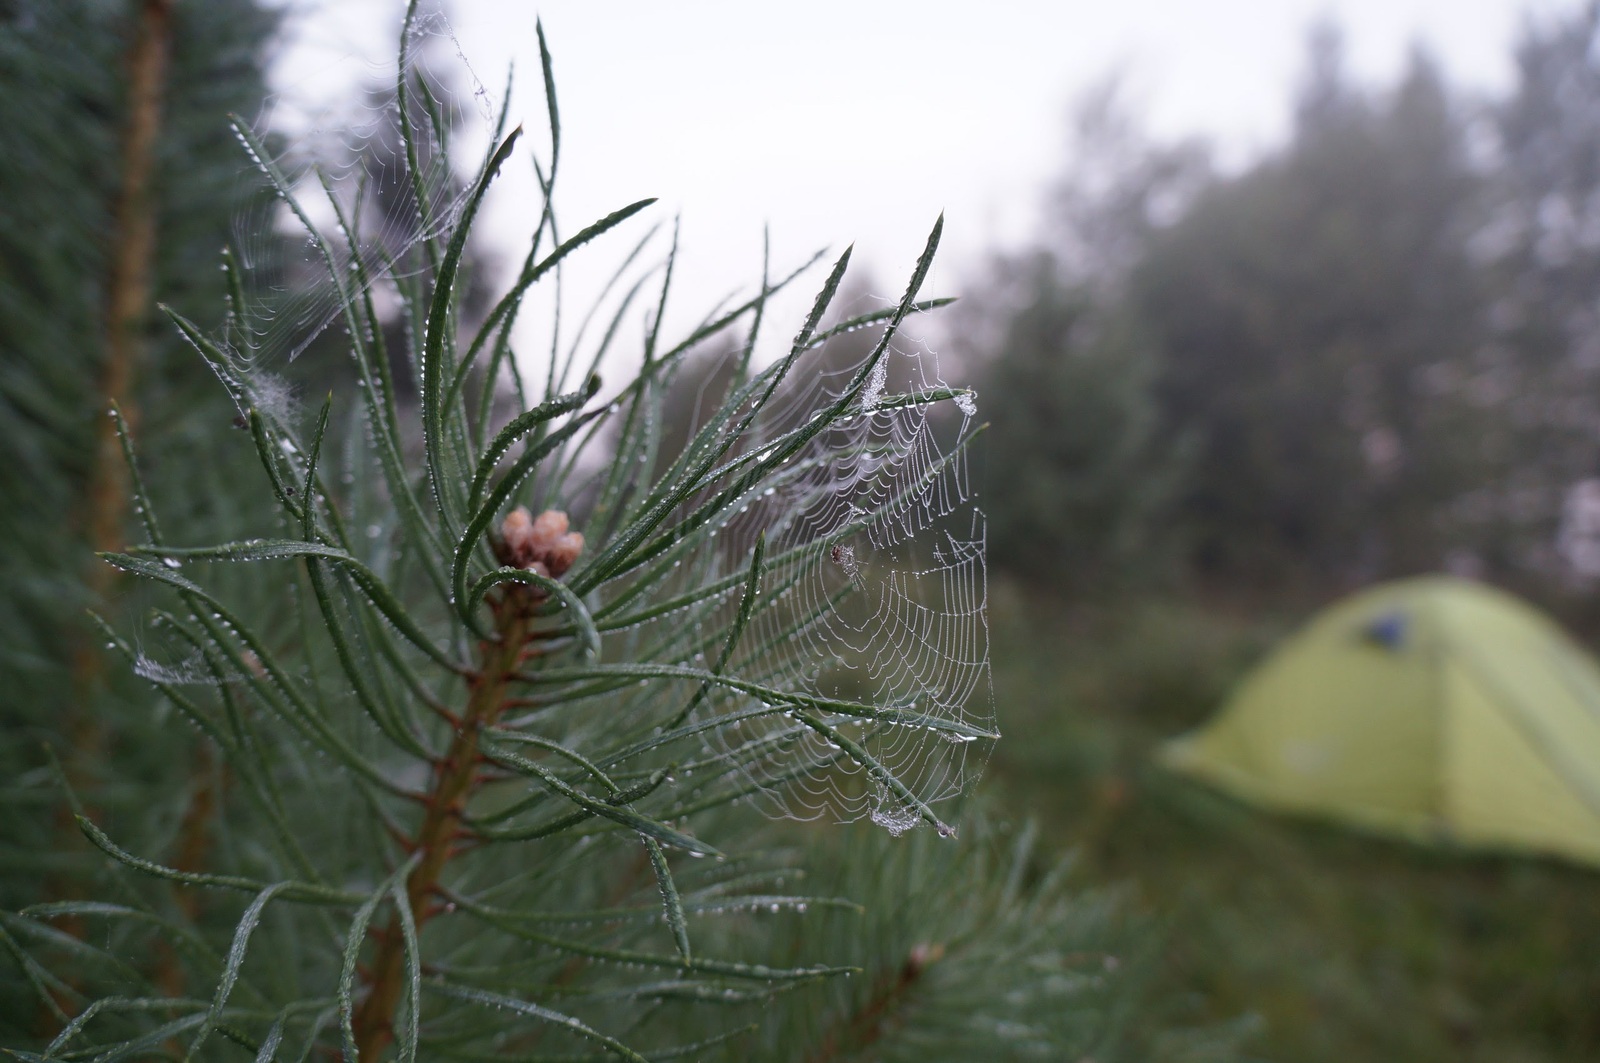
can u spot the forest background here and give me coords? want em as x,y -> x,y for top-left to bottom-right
7,1 -> 1600,1060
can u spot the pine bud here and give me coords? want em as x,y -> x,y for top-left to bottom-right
546,531 -> 585,576
498,506 -> 582,575
501,506 -> 537,566
529,509 -> 569,555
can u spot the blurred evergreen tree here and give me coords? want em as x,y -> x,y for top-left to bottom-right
976,254 -> 1182,596
1476,1 -> 1600,580
1133,35 -> 1490,586
959,86 -> 1201,596
1045,79 -> 1212,292
0,0 -> 285,911
965,26 -> 1600,594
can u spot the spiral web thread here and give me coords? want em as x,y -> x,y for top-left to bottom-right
738,331 -> 993,835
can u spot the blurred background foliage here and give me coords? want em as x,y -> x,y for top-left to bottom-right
956,7 -> 1600,1060
965,7 -> 1600,605
0,0 -> 290,916
7,0 -> 1600,1060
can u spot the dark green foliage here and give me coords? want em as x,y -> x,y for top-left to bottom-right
0,0 -> 285,922
742,812 -> 1245,1063
0,0 -> 284,594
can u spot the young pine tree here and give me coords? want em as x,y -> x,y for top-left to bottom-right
1,10 -> 1238,1061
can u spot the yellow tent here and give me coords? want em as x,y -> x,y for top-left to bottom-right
1160,576 -> 1600,866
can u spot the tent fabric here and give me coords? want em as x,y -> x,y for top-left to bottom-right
1160,576 -> 1600,866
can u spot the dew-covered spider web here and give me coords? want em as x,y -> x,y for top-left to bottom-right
724,325 -> 995,836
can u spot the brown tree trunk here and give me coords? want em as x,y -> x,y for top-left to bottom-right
46,2 -> 176,1024
75,0 -> 174,751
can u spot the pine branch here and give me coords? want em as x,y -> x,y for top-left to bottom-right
1,15 -> 1018,1059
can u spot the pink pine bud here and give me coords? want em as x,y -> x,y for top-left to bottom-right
500,506 -> 537,568
498,507 -> 582,574
545,531 -> 585,576
529,509 -> 570,555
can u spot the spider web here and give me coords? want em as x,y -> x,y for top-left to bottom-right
732,328 -> 994,835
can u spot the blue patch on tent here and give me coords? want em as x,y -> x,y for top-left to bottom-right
1363,610 -> 1408,650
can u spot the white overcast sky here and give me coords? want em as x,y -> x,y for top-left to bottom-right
271,0 -> 1580,360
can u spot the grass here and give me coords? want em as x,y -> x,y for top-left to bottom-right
983,580 -> 1600,1063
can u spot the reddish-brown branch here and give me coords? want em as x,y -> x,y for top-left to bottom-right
805,942 -> 944,1063
350,594 -> 534,1058
86,0 -> 172,563
421,702 -> 463,728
